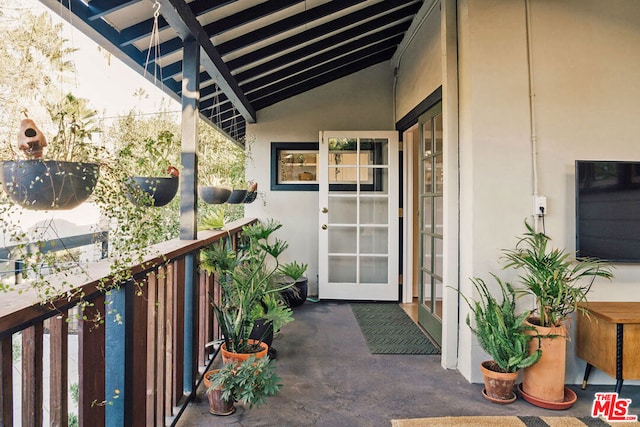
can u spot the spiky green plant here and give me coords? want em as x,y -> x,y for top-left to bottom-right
462,275 -> 541,373
501,221 -> 613,328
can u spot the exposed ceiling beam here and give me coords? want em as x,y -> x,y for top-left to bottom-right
157,0 -> 256,123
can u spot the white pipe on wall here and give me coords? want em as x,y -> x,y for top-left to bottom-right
525,0 -> 541,232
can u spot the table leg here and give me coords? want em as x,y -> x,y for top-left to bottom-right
616,323 -> 624,393
582,363 -> 593,390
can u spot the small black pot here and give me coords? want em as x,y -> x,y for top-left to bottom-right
199,185 -> 231,204
1,160 -> 99,210
282,277 -> 308,308
226,189 -> 247,204
127,176 -> 179,207
249,318 -> 274,348
243,191 -> 257,203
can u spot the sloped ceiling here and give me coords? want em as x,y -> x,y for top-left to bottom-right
39,0 -> 426,144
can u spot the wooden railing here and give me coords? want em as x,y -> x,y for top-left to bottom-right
0,218 -> 256,426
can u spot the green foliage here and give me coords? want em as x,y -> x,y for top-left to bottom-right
462,275 -> 541,373
199,205 -> 227,230
501,220 -> 614,327
46,93 -> 102,162
203,220 -> 294,353
208,355 -> 281,408
278,261 -> 308,281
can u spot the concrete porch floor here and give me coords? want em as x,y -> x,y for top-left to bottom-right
175,301 -> 640,427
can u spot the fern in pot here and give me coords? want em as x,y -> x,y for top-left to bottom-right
461,274 -> 541,403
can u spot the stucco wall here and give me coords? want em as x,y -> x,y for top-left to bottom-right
454,0 -> 640,383
245,63 -> 394,296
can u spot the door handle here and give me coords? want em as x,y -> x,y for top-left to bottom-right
321,207 -> 328,213
321,224 -> 327,230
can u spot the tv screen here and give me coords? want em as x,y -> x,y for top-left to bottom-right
576,160 -> 640,262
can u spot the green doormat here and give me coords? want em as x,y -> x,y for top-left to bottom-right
351,303 -> 440,355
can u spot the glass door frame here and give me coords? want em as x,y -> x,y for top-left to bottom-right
417,103 -> 443,345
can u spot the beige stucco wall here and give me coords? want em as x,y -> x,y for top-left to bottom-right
245,63 -> 394,295
453,0 -> 640,383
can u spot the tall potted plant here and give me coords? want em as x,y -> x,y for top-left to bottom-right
201,220 -> 294,364
461,275 -> 541,403
501,220 -> 613,407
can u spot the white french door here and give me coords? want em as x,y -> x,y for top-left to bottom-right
318,131 -> 398,301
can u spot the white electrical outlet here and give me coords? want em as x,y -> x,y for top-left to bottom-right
533,196 -> 547,216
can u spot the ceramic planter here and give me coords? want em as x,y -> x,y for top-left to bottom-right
480,360 -> 517,404
203,370 -> 235,416
242,191 -> 257,204
1,160 -> 99,210
282,277 -> 308,308
199,185 -> 231,204
220,340 -> 268,365
226,189 -> 247,204
522,318 -> 568,405
127,176 -> 179,207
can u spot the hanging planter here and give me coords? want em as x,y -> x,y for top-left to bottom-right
199,185 -> 231,204
127,175 -> 179,207
1,160 -> 99,210
226,189 -> 247,204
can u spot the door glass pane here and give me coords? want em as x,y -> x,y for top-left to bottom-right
434,237 -> 443,278
423,121 -> 432,155
434,114 -> 443,154
423,197 -> 432,232
328,197 -> 356,223
360,197 -> 388,223
360,256 -> 387,283
433,277 -> 443,320
328,227 -> 356,253
434,196 -> 443,234
360,226 -> 387,254
328,255 -> 356,282
361,138 -> 389,166
435,155 -> 443,193
423,159 -> 432,193
422,272 -> 432,306
422,235 -> 432,273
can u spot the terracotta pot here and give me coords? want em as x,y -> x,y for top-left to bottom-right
221,340 -> 268,365
203,370 -> 235,416
480,360 -> 518,403
522,318 -> 567,403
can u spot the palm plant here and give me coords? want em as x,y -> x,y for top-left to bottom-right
462,275 -> 541,373
501,220 -> 613,328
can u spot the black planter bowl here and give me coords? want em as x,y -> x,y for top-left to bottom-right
127,176 -> 179,207
198,185 -> 232,204
243,191 -> 257,204
282,277 -> 308,308
1,160 -> 99,210
226,189 -> 247,204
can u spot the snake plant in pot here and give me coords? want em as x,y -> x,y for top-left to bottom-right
501,220 -> 613,406
462,274 -> 541,403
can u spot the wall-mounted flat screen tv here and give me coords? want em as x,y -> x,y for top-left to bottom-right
576,160 -> 640,262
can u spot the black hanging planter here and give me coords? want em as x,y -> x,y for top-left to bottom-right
226,189 -> 247,204
199,185 -> 231,204
127,176 -> 179,207
1,160 -> 99,210
243,191 -> 257,204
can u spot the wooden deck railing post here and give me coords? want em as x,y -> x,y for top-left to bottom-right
78,295 -> 105,427
50,313 -> 69,427
0,335 -> 13,426
105,286 -> 127,426
22,323 -> 43,426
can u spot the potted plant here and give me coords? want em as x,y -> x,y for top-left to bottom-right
203,355 -> 282,415
118,130 -> 180,207
1,94 -> 101,210
201,220 -> 294,364
226,178 -> 248,204
461,275 -> 541,403
501,220 -> 613,406
278,261 -> 308,307
199,177 -> 232,204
